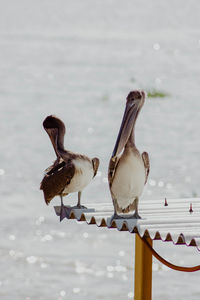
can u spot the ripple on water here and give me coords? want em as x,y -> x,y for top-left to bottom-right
128,292 -> 134,298
83,232 -> 89,238
51,230 -> 66,238
166,183 -> 172,189
149,179 -> 156,186
158,181 -> 164,187
73,287 -> 80,294
153,43 -> 160,50
9,250 -> 15,257
115,265 -> 126,272
87,127 -> 94,134
107,263 -> 127,273
122,274 -> 128,281
118,250 -> 125,257
40,234 -> 53,242
0,169 -> 5,176
107,265 -> 114,272
9,250 -> 24,260
35,216 -> 45,225
26,256 -> 38,264
9,234 -> 16,241
75,261 -> 93,275
155,77 -> 162,85
40,263 -> 48,269
60,290 -> 66,296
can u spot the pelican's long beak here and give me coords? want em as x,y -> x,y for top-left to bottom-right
45,128 -> 60,158
112,93 -> 145,159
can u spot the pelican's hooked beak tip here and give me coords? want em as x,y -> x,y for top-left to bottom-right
141,91 -> 146,98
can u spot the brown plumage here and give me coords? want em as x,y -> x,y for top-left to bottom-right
40,115 -> 100,220
40,159 -> 75,205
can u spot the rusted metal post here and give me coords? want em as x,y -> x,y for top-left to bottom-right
134,234 -> 153,300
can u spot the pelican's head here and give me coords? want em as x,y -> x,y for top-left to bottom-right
112,90 -> 145,159
126,90 -> 145,109
43,115 -> 66,156
43,115 -> 65,131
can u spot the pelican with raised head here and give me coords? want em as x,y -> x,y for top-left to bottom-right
108,91 -> 149,220
40,115 -> 99,221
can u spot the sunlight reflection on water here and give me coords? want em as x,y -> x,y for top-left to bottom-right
1,1 -> 200,300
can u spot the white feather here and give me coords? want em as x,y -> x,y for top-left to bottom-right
63,159 -> 94,194
111,150 -> 145,210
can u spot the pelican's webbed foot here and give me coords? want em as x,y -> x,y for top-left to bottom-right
72,204 -> 87,210
126,211 -> 141,219
60,205 -> 68,222
77,204 -> 87,209
59,195 -> 69,222
110,212 -> 141,222
110,213 -> 126,223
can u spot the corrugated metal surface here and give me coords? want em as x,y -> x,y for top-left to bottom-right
54,197 -> 200,250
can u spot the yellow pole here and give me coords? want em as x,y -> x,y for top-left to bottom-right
134,234 -> 153,300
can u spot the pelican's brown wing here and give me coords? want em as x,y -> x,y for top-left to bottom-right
142,151 -> 150,184
92,157 -> 100,177
40,160 -> 75,205
108,157 -> 119,188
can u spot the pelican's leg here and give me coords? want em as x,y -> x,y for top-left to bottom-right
133,197 -> 141,219
75,191 -> 87,209
110,198 -> 125,222
127,197 -> 141,219
59,195 -> 68,222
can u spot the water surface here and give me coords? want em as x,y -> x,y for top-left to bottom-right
0,1 -> 200,299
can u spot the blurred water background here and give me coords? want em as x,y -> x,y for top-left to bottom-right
0,0 -> 200,299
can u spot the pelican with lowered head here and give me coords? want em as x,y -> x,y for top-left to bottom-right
108,91 -> 150,220
40,115 -> 99,221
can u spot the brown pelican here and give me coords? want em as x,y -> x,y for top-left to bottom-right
108,91 -> 149,220
40,115 -> 99,221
